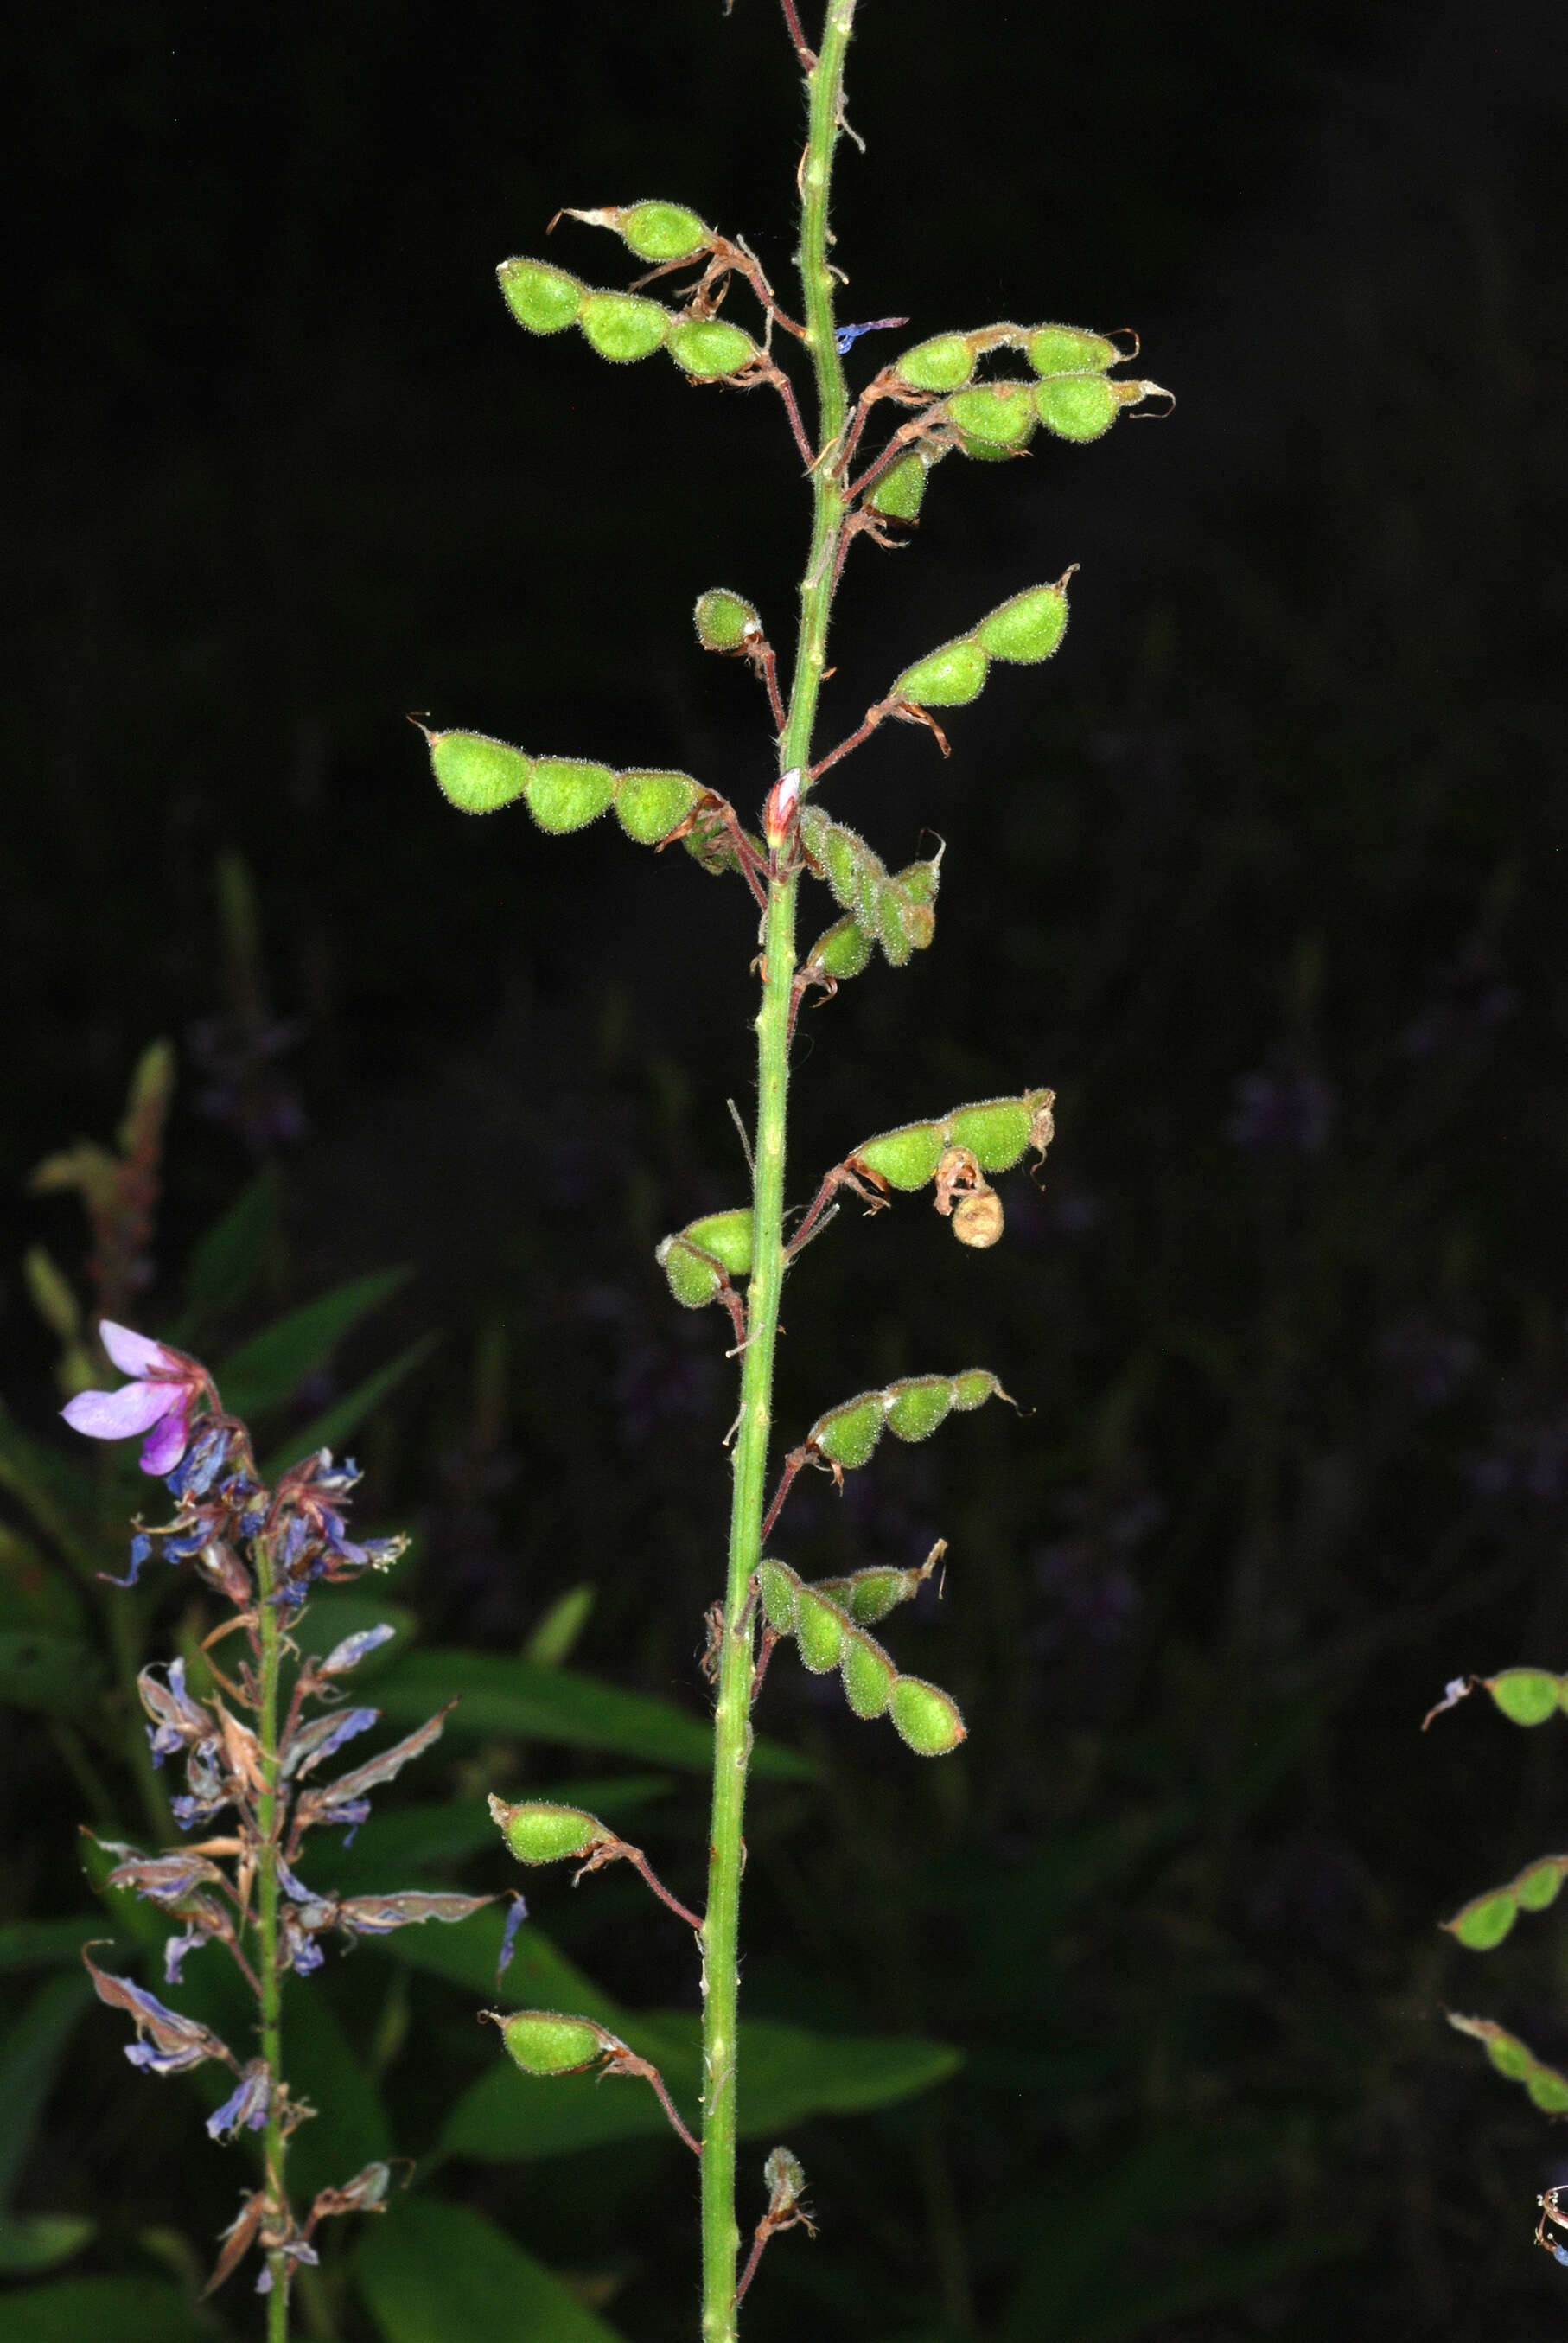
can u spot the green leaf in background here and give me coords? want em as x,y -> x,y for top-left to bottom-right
0,2277 -> 211,2342
216,1265 -> 410,1418
0,1973 -> 94,2275
263,1331 -> 439,1477
177,1165 -> 279,1331
373,1647 -> 814,1779
0,1919 -> 101,1974
354,2196 -> 625,2343
0,1633 -> 100,1718
0,1408 -> 100,1573
279,1975 -> 395,2203
1061,2226 -> 1363,2343
525,1583 -> 596,1667
0,1523 -> 81,1635
373,1907 -> 621,2022
0,2215 -> 96,2278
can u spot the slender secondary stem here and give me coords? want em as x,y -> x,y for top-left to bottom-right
699,8 -> 857,2339
252,1543 -> 290,2341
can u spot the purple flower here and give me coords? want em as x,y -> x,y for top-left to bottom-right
207,2060 -> 271,2142
499,1893 -> 529,1982
61,1321 -> 207,1477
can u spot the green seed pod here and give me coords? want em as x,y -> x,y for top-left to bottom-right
615,769 -> 704,846
667,318 -> 759,379
950,1368 -> 1003,1412
853,1123 -> 947,1191
806,913 -> 875,983
694,589 -> 762,654
854,854 -> 884,940
947,382 -> 1037,450
579,290 -> 670,364
817,1566 -> 919,1627
1515,1859 -> 1567,1912
1033,372 -> 1122,443
682,1209 -> 753,1280
1026,323 -> 1122,377
876,884 -> 919,967
498,258 -> 584,335
1485,2031 -> 1536,2081
808,816 -> 873,916
867,450 -> 931,523
1442,1888 -> 1519,1952
975,583 -> 1070,667
946,1096 -> 1037,1171
886,1376 -> 954,1444
656,1235 -> 728,1311
525,758 -> 618,834
894,334 -> 977,394
893,850 -> 943,911
840,1628 -> 896,1720
794,1585 -> 850,1675
422,728 -> 533,816
758,1560 -> 801,1634
888,886 -> 935,953
893,635 -> 990,709
617,201 -> 711,263
811,1392 -> 889,1472
488,1794 -> 609,1867
889,1675 -> 966,1756
499,2011 -> 610,2077
1531,2066 -> 1568,2114
1482,1669 -> 1565,1727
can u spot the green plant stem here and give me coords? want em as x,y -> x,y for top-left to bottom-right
699,9 -> 857,2340
253,1538 -> 290,2340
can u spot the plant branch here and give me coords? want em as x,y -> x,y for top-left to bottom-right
252,1542 -> 291,2341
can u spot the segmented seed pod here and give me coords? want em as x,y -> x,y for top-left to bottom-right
950,1368 -> 1004,1411
1482,1669 -> 1566,1726
1026,324 -> 1122,377
1443,1889 -> 1520,1952
1032,373 -> 1157,444
975,582 -> 1070,666
888,882 -> 935,953
889,1675 -> 966,1756
947,382 -> 1037,451
853,1122 -> 947,1191
952,1189 -> 1004,1248
885,1376 -> 954,1443
1517,1861 -> 1568,1911
488,1795 -> 611,1867
565,201 -> 711,264
656,1235 -> 730,1310
420,727 -> 533,815
867,450 -> 932,523
947,1095 -> 1046,1171
680,1209 -> 753,1280
810,1391 -> 889,1472
498,2012 -> 612,2076
757,1560 -> 802,1633
667,318 -> 759,379
694,589 -> 762,654
526,757 -> 619,833
498,258 -> 584,335
840,1627 -> 896,1719
893,636 -> 990,709
806,913 -> 876,984
615,769 -> 704,846
816,1557 -> 936,1626
579,290 -> 670,363
877,884 -> 922,968
794,1585 -> 851,1674
893,333 -> 978,394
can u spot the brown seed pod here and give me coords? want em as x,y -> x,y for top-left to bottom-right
952,1188 -> 1004,1248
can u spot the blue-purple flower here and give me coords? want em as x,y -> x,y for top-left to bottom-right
61,1320 -> 207,1476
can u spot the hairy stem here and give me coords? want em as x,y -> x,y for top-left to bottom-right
252,1544 -> 290,2340
699,7 -> 857,2338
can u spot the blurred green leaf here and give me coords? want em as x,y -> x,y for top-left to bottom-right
373,1647 -> 814,1779
0,2216 -> 95,2278
263,1331 -> 439,1477
177,1165 -> 279,1331
280,1974 -> 394,2203
0,1407 -> 100,1572
372,1907 -> 621,2022
525,1583 -> 596,1668
354,2196 -> 625,2343
0,1919 -> 99,1973
0,2277 -> 210,2341
0,1973 -> 92,2205
1065,2227 -> 1363,2343
0,1633 -> 101,1718
217,1267 -> 410,1419
0,1523 -> 81,1635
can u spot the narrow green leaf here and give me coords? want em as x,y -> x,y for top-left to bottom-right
525,1584 -> 596,1667
0,2215 -> 95,2277
372,1648 -> 815,1779
0,1633 -> 101,1718
354,2196 -> 625,2343
0,2277 -> 208,2342
217,1267 -> 411,1419
371,1907 -> 622,2023
279,1976 -> 394,2204
263,1332 -> 439,1477
177,1165 -> 279,1331
0,1918 -> 100,1973
0,1974 -> 92,2204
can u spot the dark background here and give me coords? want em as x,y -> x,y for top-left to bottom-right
6,0 -> 1568,2334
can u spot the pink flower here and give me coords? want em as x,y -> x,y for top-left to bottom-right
61,1322 -> 204,1476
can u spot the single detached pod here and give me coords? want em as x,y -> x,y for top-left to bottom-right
794,1585 -> 851,1675
615,769 -> 704,846
1026,323 -> 1124,377
841,1628 -> 896,1720
888,1675 -> 966,1756
974,578 -> 1072,666
417,725 -> 532,816
498,258 -> 584,335
526,758 -> 618,834
579,290 -> 670,363
493,2010 -> 615,2077
893,332 -> 978,394
694,589 -> 762,654
947,381 -> 1037,451
893,635 -> 990,710
667,318 -> 759,380
561,201 -> 711,264
488,1795 -> 611,1867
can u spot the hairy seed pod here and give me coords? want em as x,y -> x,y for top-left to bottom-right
579,290 -> 670,363
953,1189 -> 1005,1248
1444,1889 -> 1519,1952
682,1209 -> 753,1279
877,884 -> 920,967
885,1376 -> 954,1443
615,769 -> 704,846
488,1795 -> 609,1867
975,583 -> 1070,666
817,1562 -> 932,1626
1026,323 -> 1122,377
526,758 -> 618,833
656,1235 -> 728,1310
667,318 -> 759,379
947,382 -> 1037,450
694,588 -> 762,653
946,1097 -> 1035,1170
894,636 -> 990,709
840,1628 -> 896,1719
499,2011 -> 609,2076
854,1122 -> 947,1191
794,1586 -> 850,1674
1517,1861 -> 1567,1912
894,333 -> 978,393
950,1368 -> 1004,1412
1033,372 -> 1124,443
811,1393 -> 889,1472
421,728 -> 532,815
616,201 -> 711,262
889,1676 -> 966,1756
1482,1669 -> 1565,1727
498,258 -> 584,335
806,913 -> 876,983
867,450 -> 931,522
758,1560 -> 801,1633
